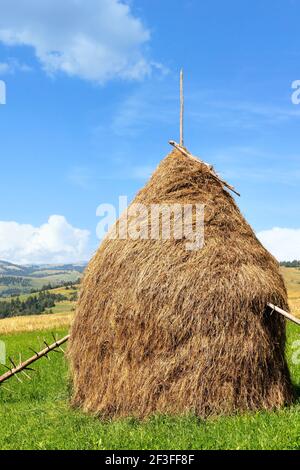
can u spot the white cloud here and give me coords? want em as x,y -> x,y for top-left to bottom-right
0,58 -> 31,74
0,62 -> 10,74
0,215 -> 90,264
0,0 -> 153,83
257,227 -> 300,261
188,92 -> 300,131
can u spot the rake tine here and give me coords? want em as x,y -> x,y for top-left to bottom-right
51,348 -> 63,354
2,364 -> 12,372
9,357 -> 17,369
29,347 -> 39,357
44,340 -> 50,349
14,373 -> 23,384
51,333 -> 64,352
51,332 -> 57,343
21,370 -> 31,380
24,367 -> 35,372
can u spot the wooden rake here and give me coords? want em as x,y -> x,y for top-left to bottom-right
0,333 -> 70,387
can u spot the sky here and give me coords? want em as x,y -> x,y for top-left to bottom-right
0,0 -> 300,263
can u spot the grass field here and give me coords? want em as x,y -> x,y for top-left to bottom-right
0,323 -> 299,450
0,284 -> 78,303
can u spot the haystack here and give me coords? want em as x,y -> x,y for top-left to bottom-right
69,147 -> 294,418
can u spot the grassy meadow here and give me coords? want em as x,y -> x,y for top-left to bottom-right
0,268 -> 299,450
0,325 -> 299,450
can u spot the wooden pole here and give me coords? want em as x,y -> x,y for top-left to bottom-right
267,303 -> 300,326
0,334 -> 70,386
180,69 -> 184,146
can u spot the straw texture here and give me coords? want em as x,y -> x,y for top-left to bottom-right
69,149 -> 294,418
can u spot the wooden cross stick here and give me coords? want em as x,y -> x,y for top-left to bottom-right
169,140 -> 241,197
0,334 -> 70,386
267,303 -> 300,326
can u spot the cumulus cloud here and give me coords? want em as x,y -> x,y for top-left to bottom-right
0,58 -> 31,74
257,227 -> 300,261
0,0 -> 152,83
0,215 -> 90,264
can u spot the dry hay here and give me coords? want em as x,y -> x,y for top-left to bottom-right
69,149 -> 294,418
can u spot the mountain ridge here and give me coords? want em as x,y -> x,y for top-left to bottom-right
0,260 -> 87,276
0,260 -> 87,297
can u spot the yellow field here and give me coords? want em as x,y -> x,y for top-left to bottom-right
0,312 -> 73,335
281,267 -> 300,317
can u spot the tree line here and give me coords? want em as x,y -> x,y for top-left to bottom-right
0,291 -> 67,319
280,260 -> 300,267
0,276 -> 31,287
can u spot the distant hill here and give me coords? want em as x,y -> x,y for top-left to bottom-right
0,260 -> 87,276
0,260 -> 87,298
0,260 -> 28,276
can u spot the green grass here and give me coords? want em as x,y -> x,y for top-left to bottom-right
45,300 -> 75,314
0,325 -> 300,450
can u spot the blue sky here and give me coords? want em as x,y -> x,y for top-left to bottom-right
0,0 -> 300,263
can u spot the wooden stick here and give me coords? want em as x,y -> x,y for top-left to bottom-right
169,140 -> 207,165
169,140 -> 241,197
0,334 -> 70,386
267,303 -> 300,326
180,69 -> 184,146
